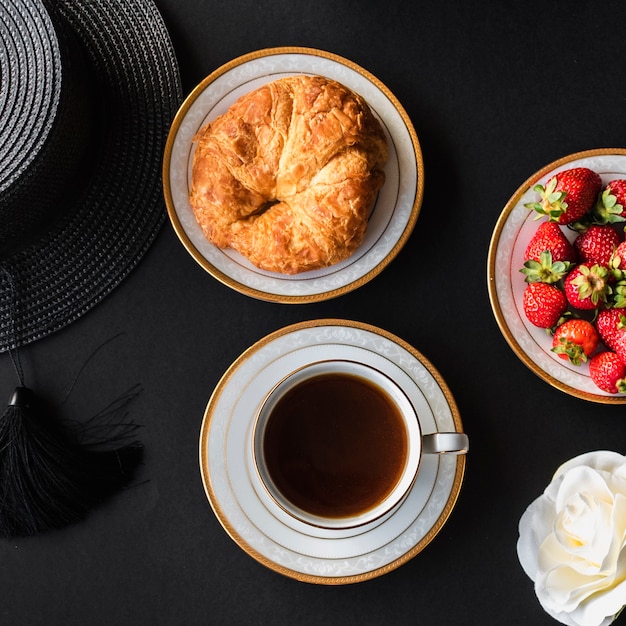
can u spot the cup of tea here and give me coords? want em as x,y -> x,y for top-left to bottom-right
252,359 -> 469,530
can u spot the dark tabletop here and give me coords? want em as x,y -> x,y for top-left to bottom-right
3,1 -> 626,624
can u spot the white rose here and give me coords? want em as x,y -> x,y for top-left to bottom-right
517,451 -> 626,626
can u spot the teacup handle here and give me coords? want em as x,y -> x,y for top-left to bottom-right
422,432 -> 469,455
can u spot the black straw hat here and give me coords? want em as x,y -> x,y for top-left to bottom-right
0,0 -> 182,537
0,0 -> 183,350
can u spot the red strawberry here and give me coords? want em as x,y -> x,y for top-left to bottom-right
589,351 -> 626,393
524,221 -> 577,264
574,225 -> 620,265
614,331 -> 626,365
594,180 -> 626,224
607,179 -> 626,205
563,263 -> 611,310
596,308 -> 626,350
525,167 -> 602,225
522,282 -> 568,328
611,240 -> 626,271
552,319 -> 599,365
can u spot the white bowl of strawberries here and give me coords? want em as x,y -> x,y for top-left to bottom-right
488,148 -> 626,403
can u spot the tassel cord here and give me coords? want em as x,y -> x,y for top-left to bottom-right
0,266 -> 25,389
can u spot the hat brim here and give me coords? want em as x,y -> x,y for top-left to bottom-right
0,0 -> 182,351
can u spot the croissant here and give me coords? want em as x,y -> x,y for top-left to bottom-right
189,75 -> 388,274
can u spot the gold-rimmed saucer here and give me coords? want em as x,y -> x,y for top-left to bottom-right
163,47 -> 423,303
199,319 -> 466,584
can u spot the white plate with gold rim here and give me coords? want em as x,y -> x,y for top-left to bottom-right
199,319 -> 466,584
487,148 -> 626,404
163,47 -> 423,303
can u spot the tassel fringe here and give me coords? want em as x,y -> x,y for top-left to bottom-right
0,384 -> 143,537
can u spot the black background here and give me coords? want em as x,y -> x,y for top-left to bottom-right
2,1 -> 626,625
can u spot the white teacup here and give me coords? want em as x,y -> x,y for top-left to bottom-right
252,360 -> 468,530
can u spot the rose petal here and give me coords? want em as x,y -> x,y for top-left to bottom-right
556,452 -> 626,480
570,576 -> 626,626
540,597 -> 616,626
600,493 -> 626,576
539,533 -> 602,580
613,463 -> 626,484
606,469 -> 626,500
540,560 -> 605,612
556,467 -> 613,512
554,491 -> 612,568
544,606 -> 586,626
518,493 -> 559,580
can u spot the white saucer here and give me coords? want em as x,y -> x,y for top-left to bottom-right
163,47 -> 423,303
199,319 -> 467,584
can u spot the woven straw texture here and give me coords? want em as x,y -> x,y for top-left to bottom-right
0,0 -> 182,351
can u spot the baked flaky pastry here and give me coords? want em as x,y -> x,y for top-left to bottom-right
189,75 -> 388,274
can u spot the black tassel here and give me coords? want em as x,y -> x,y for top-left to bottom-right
0,384 -> 143,537
0,267 -> 144,538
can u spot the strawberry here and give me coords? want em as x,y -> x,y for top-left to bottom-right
522,282 -> 568,328
596,308 -> 626,350
594,180 -> 626,224
607,241 -> 626,306
525,167 -> 602,225
614,331 -> 626,365
524,221 -> 577,264
552,319 -> 599,365
607,179 -> 626,205
588,351 -> 626,393
574,224 -> 620,265
611,240 -> 626,271
563,262 -> 611,310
